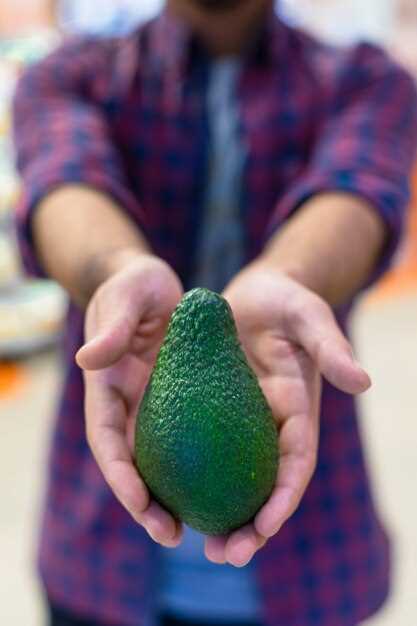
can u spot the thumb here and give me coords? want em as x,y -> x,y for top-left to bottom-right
76,287 -> 141,370
291,297 -> 371,394
75,255 -> 184,372
76,320 -> 133,371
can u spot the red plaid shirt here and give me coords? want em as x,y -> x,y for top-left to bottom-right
13,9 -> 417,626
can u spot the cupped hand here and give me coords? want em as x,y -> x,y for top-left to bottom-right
205,262 -> 371,567
76,253 -> 184,547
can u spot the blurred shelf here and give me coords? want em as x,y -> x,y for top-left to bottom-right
0,279 -> 67,358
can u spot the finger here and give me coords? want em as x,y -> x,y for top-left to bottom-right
76,318 -> 136,371
76,273 -> 157,371
78,316 -> 168,372
140,501 -> 183,548
225,524 -> 267,567
95,435 -> 150,522
85,379 -> 177,543
255,412 -> 318,538
205,535 -> 228,564
77,262 -> 182,371
289,296 -> 371,394
86,395 -> 149,520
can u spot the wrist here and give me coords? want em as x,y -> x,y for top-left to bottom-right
101,247 -> 154,278
258,193 -> 386,307
252,255 -> 324,299
80,246 -> 153,307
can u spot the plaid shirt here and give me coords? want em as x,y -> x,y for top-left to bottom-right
13,10 -> 417,626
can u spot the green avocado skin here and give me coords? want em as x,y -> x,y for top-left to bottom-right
135,288 -> 279,535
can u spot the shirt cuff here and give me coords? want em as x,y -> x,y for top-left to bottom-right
264,168 -> 409,288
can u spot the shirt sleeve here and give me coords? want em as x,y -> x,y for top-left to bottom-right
13,37 -> 142,278
266,43 -> 417,285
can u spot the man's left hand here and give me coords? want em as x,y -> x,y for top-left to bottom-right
204,261 -> 371,567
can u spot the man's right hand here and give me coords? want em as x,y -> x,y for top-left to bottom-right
76,253 -> 184,547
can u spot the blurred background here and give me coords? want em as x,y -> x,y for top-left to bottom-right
0,1 -> 416,624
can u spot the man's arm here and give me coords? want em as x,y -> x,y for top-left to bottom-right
261,191 -> 385,306
13,36 -> 147,287
33,185 -> 151,308
263,43 -> 417,307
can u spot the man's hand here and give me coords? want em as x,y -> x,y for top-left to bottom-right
76,253 -> 184,547
204,261 -> 371,567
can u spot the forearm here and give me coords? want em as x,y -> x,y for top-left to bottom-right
33,185 -> 150,307
260,192 -> 387,307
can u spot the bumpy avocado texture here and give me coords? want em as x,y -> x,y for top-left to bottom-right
135,287 -> 279,535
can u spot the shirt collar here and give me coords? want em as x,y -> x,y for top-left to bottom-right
148,6 -> 289,76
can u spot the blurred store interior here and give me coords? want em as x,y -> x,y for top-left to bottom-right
0,1 -> 416,625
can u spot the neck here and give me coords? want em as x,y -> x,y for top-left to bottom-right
167,0 -> 271,57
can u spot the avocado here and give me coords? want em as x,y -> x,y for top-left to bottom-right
135,287 -> 279,535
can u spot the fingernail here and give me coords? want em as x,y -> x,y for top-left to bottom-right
348,349 -> 366,370
145,526 -> 164,545
75,339 -> 97,363
231,557 -> 252,568
84,334 -> 105,349
206,553 -> 226,564
360,371 -> 372,390
350,357 -> 370,379
353,359 -> 366,373
145,521 -> 177,547
159,537 -> 181,549
347,353 -> 369,379
264,523 -> 281,538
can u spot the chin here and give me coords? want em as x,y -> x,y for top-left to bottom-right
191,0 -> 245,11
